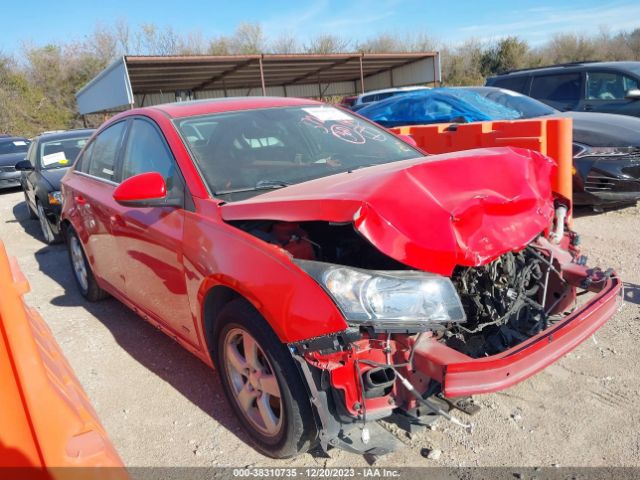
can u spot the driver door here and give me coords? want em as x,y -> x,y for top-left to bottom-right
110,117 -> 197,345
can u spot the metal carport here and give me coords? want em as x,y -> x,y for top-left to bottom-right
76,52 -> 441,115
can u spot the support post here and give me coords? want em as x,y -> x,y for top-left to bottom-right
259,55 -> 266,96
359,54 -> 365,94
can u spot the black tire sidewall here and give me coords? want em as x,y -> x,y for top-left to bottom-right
66,227 -> 107,301
214,300 -> 316,458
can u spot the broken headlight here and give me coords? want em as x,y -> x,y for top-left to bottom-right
295,260 -> 466,329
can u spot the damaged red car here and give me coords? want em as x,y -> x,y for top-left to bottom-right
60,97 -> 622,458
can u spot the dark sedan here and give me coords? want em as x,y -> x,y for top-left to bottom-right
15,129 -> 94,243
468,87 -> 640,208
0,137 -> 31,189
358,87 -> 640,208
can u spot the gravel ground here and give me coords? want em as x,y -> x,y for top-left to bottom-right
1,187 -> 639,468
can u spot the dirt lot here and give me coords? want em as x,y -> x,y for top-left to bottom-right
1,186 -> 639,468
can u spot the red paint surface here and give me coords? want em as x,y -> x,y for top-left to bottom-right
61,98 -> 619,413
221,147 -> 556,276
112,172 -> 166,203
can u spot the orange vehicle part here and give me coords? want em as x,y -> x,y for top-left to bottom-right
391,117 -> 573,209
0,241 -> 126,478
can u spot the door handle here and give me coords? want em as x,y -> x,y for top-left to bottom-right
584,104 -> 594,111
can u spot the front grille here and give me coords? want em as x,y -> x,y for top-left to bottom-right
0,165 -> 16,173
584,173 -> 616,192
584,153 -> 640,194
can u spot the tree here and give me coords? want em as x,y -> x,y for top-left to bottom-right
480,36 -> 530,76
270,32 -> 300,54
232,23 -> 265,54
304,34 -> 350,54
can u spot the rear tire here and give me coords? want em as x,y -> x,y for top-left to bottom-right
66,227 -> 109,301
214,299 -> 317,458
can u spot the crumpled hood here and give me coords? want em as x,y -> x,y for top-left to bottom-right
221,147 -> 556,276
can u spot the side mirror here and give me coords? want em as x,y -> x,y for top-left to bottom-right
397,133 -> 418,148
625,89 -> 640,100
113,172 -> 181,208
14,160 -> 33,171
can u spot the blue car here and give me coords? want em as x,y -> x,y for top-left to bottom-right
357,88 -> 521,127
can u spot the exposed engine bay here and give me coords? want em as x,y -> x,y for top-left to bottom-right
229,217 -> 619,455
448,248 -> 563,357
233,219 -> 573,358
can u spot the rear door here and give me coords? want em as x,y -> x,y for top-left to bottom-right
580,70 -> 640,116
529,72 -> 583,111
66,121 -> 128,293
110,117 -> 195,345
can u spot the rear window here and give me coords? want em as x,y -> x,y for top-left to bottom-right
531,73 -> 582,102
489,76 -> 530,94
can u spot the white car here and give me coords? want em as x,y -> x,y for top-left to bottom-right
351,86 -> 431,110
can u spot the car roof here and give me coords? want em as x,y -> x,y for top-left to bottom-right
34,129 -> 96,142
151,96 -> 323,119
0,136 -> 30,143
493,60 -> 640,77
359,86 -> 430,97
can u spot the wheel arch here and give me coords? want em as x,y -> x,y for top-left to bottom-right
202,284 -> 246,360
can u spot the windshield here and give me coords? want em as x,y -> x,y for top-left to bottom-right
357,88 -> 522,127
39,136 -> 90,170
467,88 -> 558,118
174,105 -> 421,200
0,138 -> 30,155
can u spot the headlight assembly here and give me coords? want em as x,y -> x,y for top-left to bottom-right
295,260 -> 466,330
48,191 -> 63,205
573,144 -> 637,158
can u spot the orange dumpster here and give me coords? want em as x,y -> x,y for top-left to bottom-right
0,241 -> 126,479
392,117 -> 574,209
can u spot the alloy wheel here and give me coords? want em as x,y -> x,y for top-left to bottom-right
69,234 -> 89,292
37,203 -> 54,243
222,327 -> 284,437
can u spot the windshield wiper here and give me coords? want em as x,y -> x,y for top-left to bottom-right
214,179 -> 291,196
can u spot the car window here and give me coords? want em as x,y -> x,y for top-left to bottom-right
39,136 -> 90,170
88,122 -> 126,182
490,76 -> 529,94
25,141 -> 37,167
75,140 -> 95,173
0,139 -> 30,155
122,119 -> 175,179
174,105 -> 420,200
587,71 -> 639,100
531,73 -> 582,102
121,118 -> 183,197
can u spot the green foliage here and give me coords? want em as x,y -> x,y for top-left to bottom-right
2,20 -> 640,136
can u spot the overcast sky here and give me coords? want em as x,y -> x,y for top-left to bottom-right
2,0 -> 639,53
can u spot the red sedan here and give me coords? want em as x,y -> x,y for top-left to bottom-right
60,97 -> 622,458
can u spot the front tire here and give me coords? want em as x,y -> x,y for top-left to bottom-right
66,227 -> 109,301
214,300 -> 317,458
25,192 -> 37,219
36,201 -> 61,244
